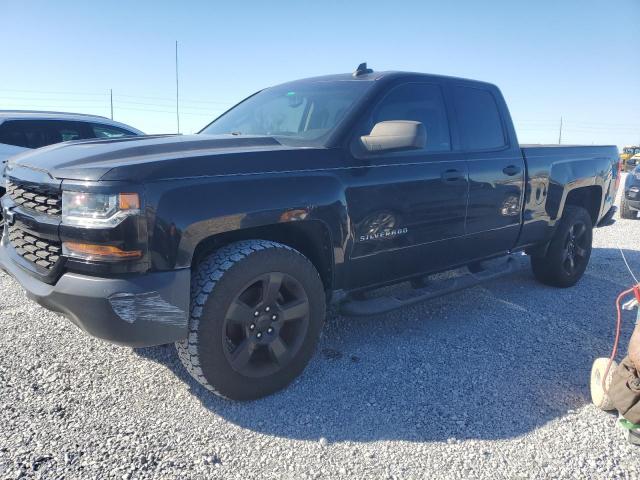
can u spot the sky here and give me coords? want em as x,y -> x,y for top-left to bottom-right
2,0 -> 639,147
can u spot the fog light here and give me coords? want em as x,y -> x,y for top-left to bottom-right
63,242 -> 142,261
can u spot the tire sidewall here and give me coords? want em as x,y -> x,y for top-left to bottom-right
544,206 -> 593,286
196,246 -> 325,400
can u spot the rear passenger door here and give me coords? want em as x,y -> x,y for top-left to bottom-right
452,84 -> 525,259
345,81 -> 469,288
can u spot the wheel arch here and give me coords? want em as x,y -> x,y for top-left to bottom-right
562,185 -> 603,225
189,220 -> 335,292
527,185 -> 601,258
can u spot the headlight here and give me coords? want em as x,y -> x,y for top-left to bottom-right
62,191 -> 140,228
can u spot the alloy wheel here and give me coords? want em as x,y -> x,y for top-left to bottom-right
562,221 -> 588,275
221,272 -> 310,378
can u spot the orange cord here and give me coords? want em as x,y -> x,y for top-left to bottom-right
602,286 -> 638,393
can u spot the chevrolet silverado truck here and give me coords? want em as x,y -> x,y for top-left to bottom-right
0,65 -> 619,400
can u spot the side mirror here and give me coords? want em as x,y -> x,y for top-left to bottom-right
360,120 -> 426,153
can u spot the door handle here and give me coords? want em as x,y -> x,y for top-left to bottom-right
502,165 -> 521,176
441,169 -> 464,182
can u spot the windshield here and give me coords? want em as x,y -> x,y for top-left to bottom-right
200,81 -> 372,146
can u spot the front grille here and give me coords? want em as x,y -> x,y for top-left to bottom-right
6,181 -> 62,216
8,226 -> 62,270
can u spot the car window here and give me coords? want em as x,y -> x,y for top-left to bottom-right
0,120 -> 91,149
201,81 -> 372,147
59,126 -> 83,141
453,86 -> 506,150
364,83 -> 451,152
91,124 -> 136,138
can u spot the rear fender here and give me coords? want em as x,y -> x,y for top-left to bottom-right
549,158 -> 611,225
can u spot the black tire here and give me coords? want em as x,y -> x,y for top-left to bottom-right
176,240 -> 325,400
620,197 -> 636,219
530,205 -> 593,288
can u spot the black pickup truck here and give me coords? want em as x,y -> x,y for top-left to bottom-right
0,65 -> 619,400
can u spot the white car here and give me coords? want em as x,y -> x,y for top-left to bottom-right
0,110 -> 144,199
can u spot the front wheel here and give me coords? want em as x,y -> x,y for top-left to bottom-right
530,205 -> 593,288
176,240 -> 326,400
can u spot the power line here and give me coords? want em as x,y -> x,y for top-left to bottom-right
0,89 -> 230,105
0,99 -> 224,113
0,96 -> 107,104
0,88 -> 107,96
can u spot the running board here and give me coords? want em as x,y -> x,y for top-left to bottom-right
339,256 -> 519,316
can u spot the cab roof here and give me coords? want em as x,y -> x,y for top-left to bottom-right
277,70 -> 496,88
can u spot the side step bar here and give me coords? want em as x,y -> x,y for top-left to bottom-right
339,255 -> 519,316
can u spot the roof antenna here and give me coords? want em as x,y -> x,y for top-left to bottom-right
353,62 -> 373,77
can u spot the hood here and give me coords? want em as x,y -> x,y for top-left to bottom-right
7,134 -> 311,182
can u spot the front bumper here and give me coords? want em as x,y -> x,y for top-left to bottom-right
625,198 -> 640,211
626,185 -> 640,210
0,244 -> 190,347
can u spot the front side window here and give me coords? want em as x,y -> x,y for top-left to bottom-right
363,83 -> 451,152
200,81 -> 372,147
453,86 -> 506,151
0,120 -> 90,149
59,126 -> 83,142
91,124 -> 136,138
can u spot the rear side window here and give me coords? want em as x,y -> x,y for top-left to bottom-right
91,123 -> 136,138
366,83 -> 451,152
0,120 -> 91,149
453,86 -> 506,150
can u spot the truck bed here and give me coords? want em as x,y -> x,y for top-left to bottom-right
516,143 -> 619,249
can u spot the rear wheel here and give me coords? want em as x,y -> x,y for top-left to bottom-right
620,197 -> 637,219
176,240 -> 326,400
530,205 -> 593,288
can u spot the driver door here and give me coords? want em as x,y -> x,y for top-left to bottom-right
344,82 -> 469,289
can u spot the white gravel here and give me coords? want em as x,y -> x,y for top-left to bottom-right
1,189 -> 640,479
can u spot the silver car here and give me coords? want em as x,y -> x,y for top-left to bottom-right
0,110 -> 144,196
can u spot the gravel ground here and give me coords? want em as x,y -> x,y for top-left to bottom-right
2,193 -> 640,479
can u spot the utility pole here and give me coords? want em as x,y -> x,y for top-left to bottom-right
558,116 -> 563,145
110,89 -> 113,120
175,40 -> 180,134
